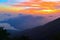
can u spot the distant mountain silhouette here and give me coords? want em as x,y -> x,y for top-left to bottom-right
0,15 -> 45,38
24,18 -> 60,40
0,15 -> 44,30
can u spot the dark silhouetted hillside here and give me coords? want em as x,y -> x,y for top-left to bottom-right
24,18 -> 60,40
0,27 -> 10,40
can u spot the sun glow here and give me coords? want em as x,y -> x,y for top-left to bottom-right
41,10 -> 56,13
38,9 -> 58,14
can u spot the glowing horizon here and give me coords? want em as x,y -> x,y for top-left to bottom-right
0,0 -> 60,15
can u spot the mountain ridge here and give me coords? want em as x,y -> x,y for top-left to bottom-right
24,18 -> 60,40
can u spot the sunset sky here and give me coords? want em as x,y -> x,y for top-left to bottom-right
0,0 -> 60,15
0,0 -> 60,30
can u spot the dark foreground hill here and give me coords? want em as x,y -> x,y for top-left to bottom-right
24,18 -> 60,40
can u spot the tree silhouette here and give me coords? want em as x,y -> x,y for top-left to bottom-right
18,35 -> 29,40
48,32 -> 60,40
0,27 -> 10,40
13,35 -> 29,40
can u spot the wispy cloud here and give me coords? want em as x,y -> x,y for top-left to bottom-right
0,23 -> 17,30
0,13 -> 19,21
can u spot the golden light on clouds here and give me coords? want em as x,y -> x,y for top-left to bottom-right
0,0 -> 60,14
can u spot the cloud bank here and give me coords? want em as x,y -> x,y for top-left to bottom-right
0,23 -> 17,30
0,13 -> 19,21
4,15 -> 46,31
0,13 -> 59,31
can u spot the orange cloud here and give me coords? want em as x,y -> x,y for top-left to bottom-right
0,0 -> 60,15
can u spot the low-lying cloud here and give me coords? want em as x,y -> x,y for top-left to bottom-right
0,23 -> 17,30
5,15 -> 45,30
0,13 -> 19,21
